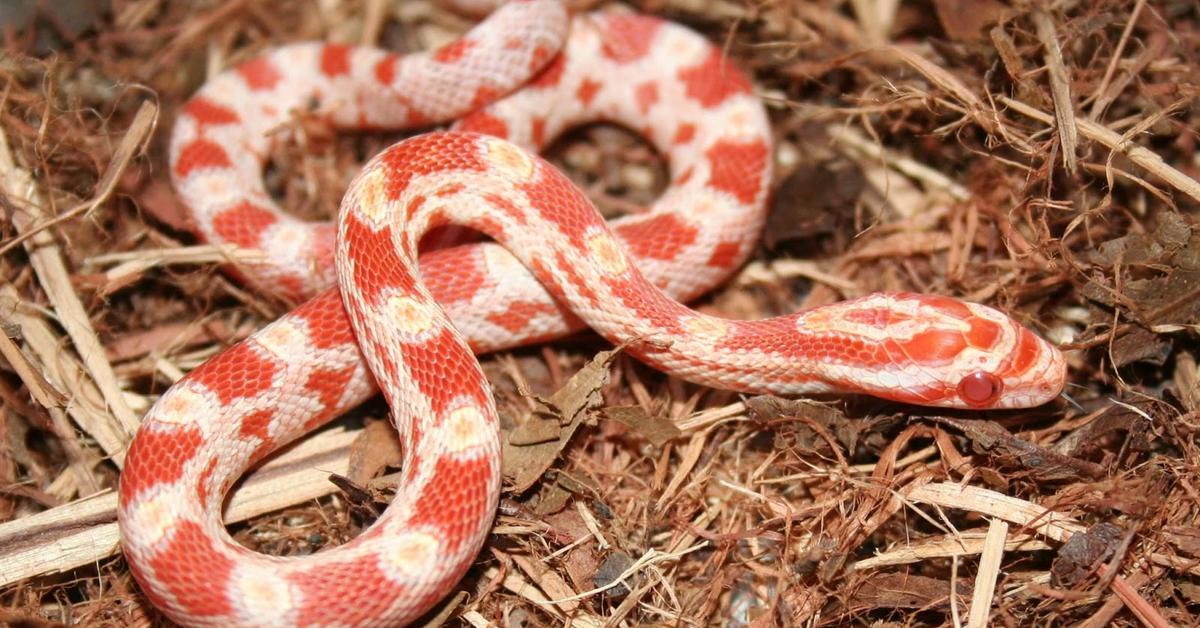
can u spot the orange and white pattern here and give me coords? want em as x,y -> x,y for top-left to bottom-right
119,4 -> 1065,627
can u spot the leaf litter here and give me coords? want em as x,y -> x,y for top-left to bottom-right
1,0 -> 1199,626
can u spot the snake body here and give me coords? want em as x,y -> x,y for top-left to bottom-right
119,4 -> 1066,626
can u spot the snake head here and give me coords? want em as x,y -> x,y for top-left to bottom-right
800,293 -> 1067,409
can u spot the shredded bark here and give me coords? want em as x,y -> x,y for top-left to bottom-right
1,0 -> 1199,626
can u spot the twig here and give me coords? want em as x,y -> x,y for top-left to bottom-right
1032,10 -> 1079,173
1000,96 -> 1200,203
966,518 -> 1008,628
0,426 -> 358,587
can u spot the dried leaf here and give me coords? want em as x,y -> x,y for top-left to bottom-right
1110,328 -> 1171,367
763,163 -> 863,249
345,418 -> 402,486
503,348 -> 621,493
601,404 -> 681,447
847,573 -> 965,611
593,551 -> 635,598
1163,526 -> 1200,559
1053,404 -> 1153,458
930,417 -> 1105,481
1050,522 -> 1123,587
745,395 -> 874,454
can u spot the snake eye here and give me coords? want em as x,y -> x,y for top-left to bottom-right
957,371 -> 1003,407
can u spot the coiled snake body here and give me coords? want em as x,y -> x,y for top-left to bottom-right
119,3 -> 1066,625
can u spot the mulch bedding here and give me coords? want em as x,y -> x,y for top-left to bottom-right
1,0 -> 1198,626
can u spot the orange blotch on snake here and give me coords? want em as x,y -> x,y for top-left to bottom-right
604,275 -> 687,336
966,316 -> 1003,349
485,192 -> 529,225
292,292 -> 356,349
423,247 -> 489,304
486,299 -> 557,334
528,44 -> 554,72
320,43 -> 352,77
212,201 -> 277,250
922,294 -> 973,319
600,14 -> 661,63
404,193 -> 428,222
120,425 -> 203,507
183,96 -> 240,126
541,251 -> 599,306
1007,328 -> 1043,376
343,219 -> 410,303
276,275 -> 308,303
529,54 -> 566,88
196,456 -> 218,507
374,54 -> 398,85
234,56 -> 282,91
673,122 -> 696,144
377,134 -> 490,201
406,454 -> 495,554
291,555 -> 400,626
531,116 -> 547,147
469,85 -> 501,111
174,139 -> 232,179
189,343 -> 277,405
238,409 -> 277,464
456,110 -> 509,139
144,520 -> 236,617
615,214 -> 698,261
635,81 -> 659,113
678,48 -> 752,107
576,77 -> 601,106
893,329 -> 966,364
400,326 -> 486,418
433,182 -> 466,198
674,165 -> 694,186
433,38 -> 475,64
706,138 -> 769,205
303,365 -> 357,430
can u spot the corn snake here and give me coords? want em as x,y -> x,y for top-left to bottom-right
119,2 -> 1067,626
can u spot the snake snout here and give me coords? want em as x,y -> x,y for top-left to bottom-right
990,327 -> 1068,409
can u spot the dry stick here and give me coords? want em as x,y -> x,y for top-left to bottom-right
885,45 -> 984,112
1088,0 -> 1147,120
852,529 -> 1051,570
0,324 -> 63,410
0,103 -> 160,463
827,125 -> 971,201
907,483 -> 1175,628
0,322 -> 102,498
0,285 -> 117,493
966,518 -> 1008,628
1077,569 -> 1156,628
0,426 -> 358,588
1032,9 -> 1079,174
1000,96 -> 1200,204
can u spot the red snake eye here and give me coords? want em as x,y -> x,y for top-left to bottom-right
957,371 -> 1003,406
